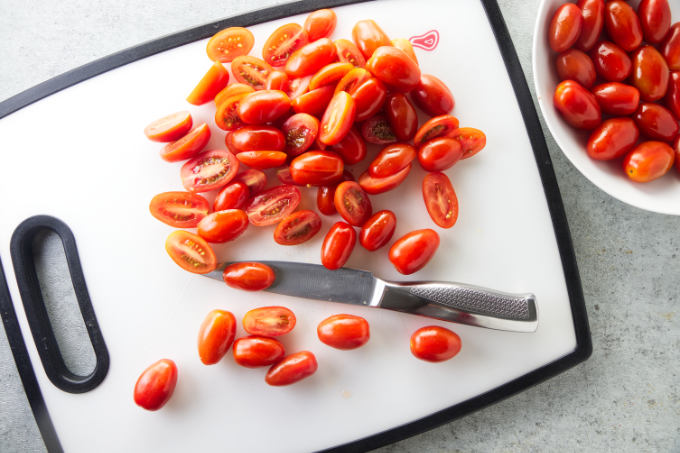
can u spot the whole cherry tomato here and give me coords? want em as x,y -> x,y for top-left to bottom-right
632,45 -> 670,102
553,80 -> 602,130
410,74 -> 455,116
663,24 -> 680,71
586,118 -> 639,160
289,151 -> 344,185
274,210 -> 322,245
149,191 -> 209,228
666,71 -> 680,119
591,41 -> 632,82
266,70 -> 290,90
385,93 -> 418,141
265,351 -> 318,386
316,170 -> 355,215
592,82 -> 640,115
198,310 -> 236,365
180,149 -> 239,193
370,143 -> 416,177
334,181 -> 372,227
450,128 -> 487,159
207,27 -> 254,63
555,49 -> 597,88
334,38 -> 366,67
330,127 -> 367,164
213,181 -> 250,211
352,20 -> 391,59
263,23 -> 309,67
623,141 -> 675,182
422,172 -> 459,228
414,115 -> 460,148
133,359 -> 178,411
605,1 -> 643,52
418,137 -> 464,171
351,77 -> 388,122
389,229 -> 439,275
238,90 -> 291,124
366,46 -> 421,92
317,314 -> 370,350
309,62 -> 354,90
319,91 -> 357,145
223,262 -> 275,291
359,210 -> 396,251
229,125 -> 285,152
233,336 -> 285,368
234,168 -> 267,194
304,9 -> 337,41
186,61 -> 230,105
231,56 -> 273,90
243,306 -> 296,336
246,185 -> 301,226
577,0 -> 604,51
165,231 -> 217,274
361,115 -> 397,145
160,123 -> 211,162
321,222 -> 356,270
634,103 -> 679,142
285,38 -> 338,78
638,0 -> 671,44
282,113 -> 319,156
236,151 -> 287,170
144,111 -> 192,142
358,164 -> 411,194
548,3 -> 583,53
291,85 -> 335,116
197,209 -> 249,243
410,326 -> 461,362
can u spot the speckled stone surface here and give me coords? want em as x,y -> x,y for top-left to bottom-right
1,0 -> 679,452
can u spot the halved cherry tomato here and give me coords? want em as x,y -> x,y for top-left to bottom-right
238,90 -> 291,125
316,170 -> 354,215
334,181 -> 372,227
370,143 -> 416,177
666,71 -> 680,119
243,306 -> 296,336
291,85 -> 335,116
553,80 -> 602,130
450,128 -> 487,159
197,209 -> 249,243
289,151 -> 344,185
359,210 -> 396,251
577,0 -> 604,51
389,229 -> 440,275
638,0 -> 671,44
410,326 -> 461,362
214,83 -> 254,107
233,336 -> 285,367
352,77 -> 388,122
180,149 -> 239,193
198,310 -> 236,365
285,38 -> 338,78
358,163 -> 411,194
265,351 -> 317,386
591,41 -> 632,82
133,359 -> 178,411
286,75 -> 313,99
634,103 -> 679,142
187,61 -> 230,105
230,126 -> 285,152
304,9 -> 337,41
381,96 -> 417,142
413,115 -> 460,147
263,23 -> 309,67
276,167 -> 299,185
663,24 -> 680,71
246,185 -> 301,226
149,191 -> 210,228
587,118 -> 639,160
361,115 -> 397,145
309,62 -> 354,90
266,70 -> 290,91
418,137 -> 463,171
319,91 -> 356,145
274,210 -> 322,245
423,172 -> 459,228
366,46 -> 421,92
165,230 -> 217,274
235,169 -> 267,194
632,45 -> 670,102
352,20 -> 391,59
335,38 -> 366,67
282,113 -> 319,156
410,74 -> 454,116
321,222 -> 356,270
144,111 -> 192,142
213,181 -> 250,211
231,56 -> 273,90
215,94 -> 247,131
207,27 -> 254,62
391,38 -> 418,65
317,314 -> 370,350
236,151 -> 288,170
592,82 -> 640,115
160,123 -> 211,162
330,127 -> 366,164
223,262 -> 276,291
335,67 -> 372,95
555,49 -> 597,88
604,1 -> 643,52
623,141 -> 675,182
548,3 -> 583,53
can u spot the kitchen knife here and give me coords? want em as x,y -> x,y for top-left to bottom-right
206,261 -> 538,333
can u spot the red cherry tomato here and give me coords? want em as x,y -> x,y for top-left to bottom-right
663,24 -> 680,72
266,70 -> 290,90
334,181 -> 372,227
392,38 -> 418,65
207,27 -> 254,63
675,137 -> 680,173
316,171 -> 355,215
291,85 -> 335,116
638,0 -> 671,44
234,169 -> 267,194
236,151 -> 287,170
180,149 -> 239,193
422,172 -> 459,229
286,75 -> 313,99
592,82 -> 640,115
359,210 -> 396,251
317,314 -> 370,350
309,62 -> 354,90
418,137 -> 464,172
231,56 -> 273,90
553,80 -> 602,130
413,115 -> 460,148
330,127 -> 367,164
555,49 -> 597,88
282,113 -> 319,156
149,191 -> 209,228
275,167 -> 299,186
351,77 -> 388,122
304,9 -> 337,41
548,3 -> 583,53
334,38 -> 366,67
223,262 -> 275,291
605,1 -> 643,52
213,181 -> 250,211
243,306 -> 296,336
450,127 -> 487,159
246,185 -> 301,226
285,38 -> 338,78
238,90 -> 291,125
577,0 -> 604,51
410,326 -> 461,362
361,115 -> 397,145
624,141 -> 675,182
214,83 -> 254,107
133,359 -> 178,411
358,163 -> 412,195
229,126 -> 285,152
410,74 -> 455,116
265,351 -> 317,386
632,45 -> 670,102
335,67 -> 372,95
144,111 -> 192,142
215,94 -> 247,131
165,230 -> 217,274
586,118 -> 639,160
187,61 -> 230,105
666,71 -> 680,119
634,103 -> 679,142
319,91 -> 357,145
274,210 -> 322,245
352,20 -> 391,59
233,336 -> 286,368
289,151 -> 344,185
321,222 -> 356,270
591,41 -> 632,82
197,209 -> 249,243
263,23 -> 309,67
389,229 -> 440,275
366,46 -> 421,92
198,310 -> 236,365
370,143 -> 416,178
160,123 -> 211,162
385,94 -> 418,141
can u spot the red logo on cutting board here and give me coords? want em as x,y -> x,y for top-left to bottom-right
409,30 -> 439,51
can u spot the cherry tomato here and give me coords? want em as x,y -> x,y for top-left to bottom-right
160,123 -> 211,162
243,306 -> 296,336
555,49 -> 597,88
352,77 -> 388,122
410,74 -> 455,116
236,151 -> 287,170
213,181 -> 250,211
263,23 -> 309,67
186,61 -> 230,105
214,83 -> 254,107
180,149 -> 239,193
319,91 -> 357,145
238,90 -> 291,125
358,164 -> 411,195
410,326 -> 461,362
591,41 -> 632,82
133,359 -> 177,411
366,46 -> 421,92
215,94 -> 247,131
335,67 -> 372,95
577,0 -> 604,51
285,38 -> 338,78
605,1 -> 643,52
361,115 -> 397,145
198,310 -> 236,365
316,171 -> 355,215
423,172 -> 459,229
326,129 -> 364,165
352,20 -> 391,59
334,181 -> 372,227
235,169 -> 267,194
632,46 -> 670,102
370,143 -> 416,178
246,185 -> 301,226
663,24 -> 680,72
413,115 -> 460,148
335,38 -> 366,67
359,210 -> 396,251
197,209 -> 249,243
286,75 -> 313,99
666,71 -> 680,119
289,151 -> 344,185
391,38 -> 418,65
265,351 -> 317,386
276,167 -> 299,186
418,137 -> 463,172
291,85 -> 335,116
638,0 -> 671,44
317,314 -> 370,350
165,230 -> 217,274
230,126 -> 285,152
389,229 -> 440,275
675,137 -> 680,173
207,27 -> 254,62
384,94 -> 418,141
274,210 -> 322,245
149,191 -> 209,228
266,70 -> 289,91
553,80 -> 602,130
304,9 -> 337,41
223,262 -> 275,291
450,128 -> 487,159
231,56 -> 273,90
321,222 -> 356,270
233,336 -> 285,368
144,111 -> 192,142
624,141 -> 675,182
592,82 -> 640,115
587,118 -> 639,160
309,62 -> 354,90
634,103 -> 679,142
548,3 -> 583,53
282,113 -> 319,156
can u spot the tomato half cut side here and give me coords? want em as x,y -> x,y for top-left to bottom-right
235,169 -> 267,194
223,262 -> 276,291
361,115 -> 397,145
319,91 -> 357,146
243,306 -> 296,336
207,27 -> 254,62
165,230 -> 217,274
334,181 -> 372,227
282,113 -> 319,156
358,163 -> 411,195
246,185 -> 302,226
160,123 -> 211,162
423,172 -> 459,228
149,191 -> 210,228
197,209 -> 249,243
180,149 -> 239,193
359,210 -> 396,251
263,23 -> 309,67
335,38 -> 366,67
215,94 -> 247,131
231,56 -> 273,90
198,310 -> 236,365
144,111 -> 192,142
236,151 -> 287,170
317,170 -> 354,215
274,210 -> 322,245
450,127 -> 487,159
413,115 -> 460,147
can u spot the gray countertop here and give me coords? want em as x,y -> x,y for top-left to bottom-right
1,0 -> 678,451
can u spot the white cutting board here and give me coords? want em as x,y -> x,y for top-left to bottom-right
0,0 -> 578,451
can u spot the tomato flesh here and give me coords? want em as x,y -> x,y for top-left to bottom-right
243,306 -> 296,336
180,149 -> 239,193
359,210 -> 396,251
389,229 -> 439,275
165,230 -> 217,274
413,115 -> 460,147
207,27 -> 254,62
335,38 -> 366,67
197,209 -> 249,243
144,111 -> 192,142
265,351 -> 318,386
282,113 -> 319,156
160,123 -> 211,162
274,210 -> 322,245
263,23 -> 309,67
133,359 -> 178,411
319,91 -> 357,146
231,56 -> 273,90
149,191 -> 209,228
235,169 -> 267,194
450,128 -> 487,159
233,336 -> 286,368
361,115 -> 397,145
422,172 -> 459,228
317,314 -> 370,350
334,181 -> 372,227
410,326 -> 462,362
198,310 -> 236,365
223,262 -> 276,291
246,185 -> 301,226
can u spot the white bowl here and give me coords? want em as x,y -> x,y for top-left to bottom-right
532,0 -> 680,215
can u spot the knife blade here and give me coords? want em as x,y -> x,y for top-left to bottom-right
206,261 -> 538,333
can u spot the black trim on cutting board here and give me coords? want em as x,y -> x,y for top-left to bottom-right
0,0 -> 591,452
